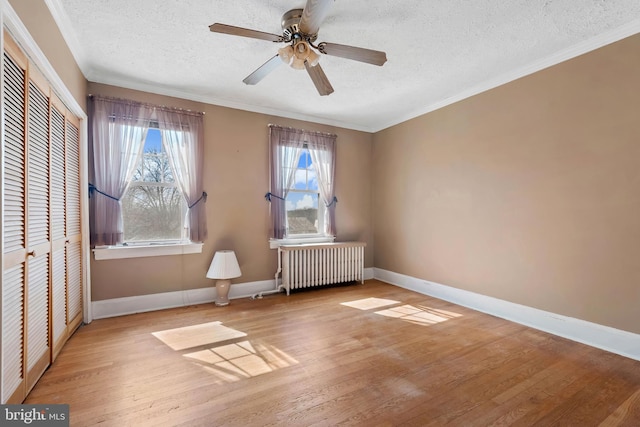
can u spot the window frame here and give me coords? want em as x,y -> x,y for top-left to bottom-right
283,146 -> 326,239
121,126 -> 189,245
269,144 -> 335,248
93,126 -> 201,260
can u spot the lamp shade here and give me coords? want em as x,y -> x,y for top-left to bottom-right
290,57 -> 306,70
206,250 -> 241,280
294,41 -> 309,60
306,49 -> 320,67
278,45 -> 294,64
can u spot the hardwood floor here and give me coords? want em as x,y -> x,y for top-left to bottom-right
26,280 -> 640,426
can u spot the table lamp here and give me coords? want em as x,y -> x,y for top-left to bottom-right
206,250 -> 241,306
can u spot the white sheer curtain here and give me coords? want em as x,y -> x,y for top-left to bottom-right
307,132 -> 337,236
268,125 -> 305,239
89,96 -> 153,246
155,109 -> 207,242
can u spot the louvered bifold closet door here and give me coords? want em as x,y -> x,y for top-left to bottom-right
2,31 -> 85,404
65,118 -> 83,330
2,46 -> 27,404
25,72 -> 52,392
50,101 -> 68,358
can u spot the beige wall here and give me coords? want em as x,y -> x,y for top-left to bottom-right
8,0 -> 87,111
88,83 -> 374,301
373,34 -> 640,334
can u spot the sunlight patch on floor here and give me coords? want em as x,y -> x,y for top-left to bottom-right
151,321 -> 247,351
375,305 -> 462,325
340,297 -> 401,310
184,340 -> 298,382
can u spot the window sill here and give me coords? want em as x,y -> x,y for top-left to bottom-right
93,243 -> 203,261
269,236 -> 335,249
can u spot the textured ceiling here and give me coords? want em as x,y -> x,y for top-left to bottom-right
47,0 -> 640,132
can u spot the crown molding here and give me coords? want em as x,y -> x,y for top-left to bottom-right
374,18 -> 640,132
3,0 -> 85,119
44,0 -> 92,78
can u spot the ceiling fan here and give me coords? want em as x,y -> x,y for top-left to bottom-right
209,0 -> 387,96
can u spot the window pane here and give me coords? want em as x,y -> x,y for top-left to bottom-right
122,184 -> 184,241
285,192 -> 318,235
297,151 -> 309,168
122,127 -> 185,243
142,155 -> 156,182
132,160 -> 143,181
307,168 -> 318,191
145,128 -> 162,152
283,148 -> 325,236
142,153 -> 173,183
293,169 -> 307,190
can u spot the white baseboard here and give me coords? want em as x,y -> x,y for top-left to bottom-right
363,267 -> 374,281
373,268 -> 640,361
93,268 -> 374,320
91,279 -> 277,319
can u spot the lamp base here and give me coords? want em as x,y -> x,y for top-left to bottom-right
215,279 -> 231,306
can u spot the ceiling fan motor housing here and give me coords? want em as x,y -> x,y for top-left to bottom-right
281,9 -> 317,42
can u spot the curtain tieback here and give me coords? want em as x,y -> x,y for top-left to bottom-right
265,192 -> 285,202
88,183 -> 120,202
188,191 -> 208,209
326,196 -> 338,207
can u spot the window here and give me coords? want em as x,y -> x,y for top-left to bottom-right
121,128 -> 187,243
284,148 -> 324,236
89,96 -> 206,259
267,124 -> 337,245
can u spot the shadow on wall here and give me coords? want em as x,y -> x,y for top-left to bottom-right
212,236 -> 237,253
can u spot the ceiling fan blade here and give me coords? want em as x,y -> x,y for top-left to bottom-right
209,23 -> 284,42
243,55 -> 283,85
299,0 -> 333,35
304,61 -> 334,96
318,42 -> 387,66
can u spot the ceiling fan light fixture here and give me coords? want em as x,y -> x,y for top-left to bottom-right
293,41 -> 310,60
290,57 -> 306,70
278,45 -> 294,64
307,49 -> 320,67
289,40 -> 320,68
